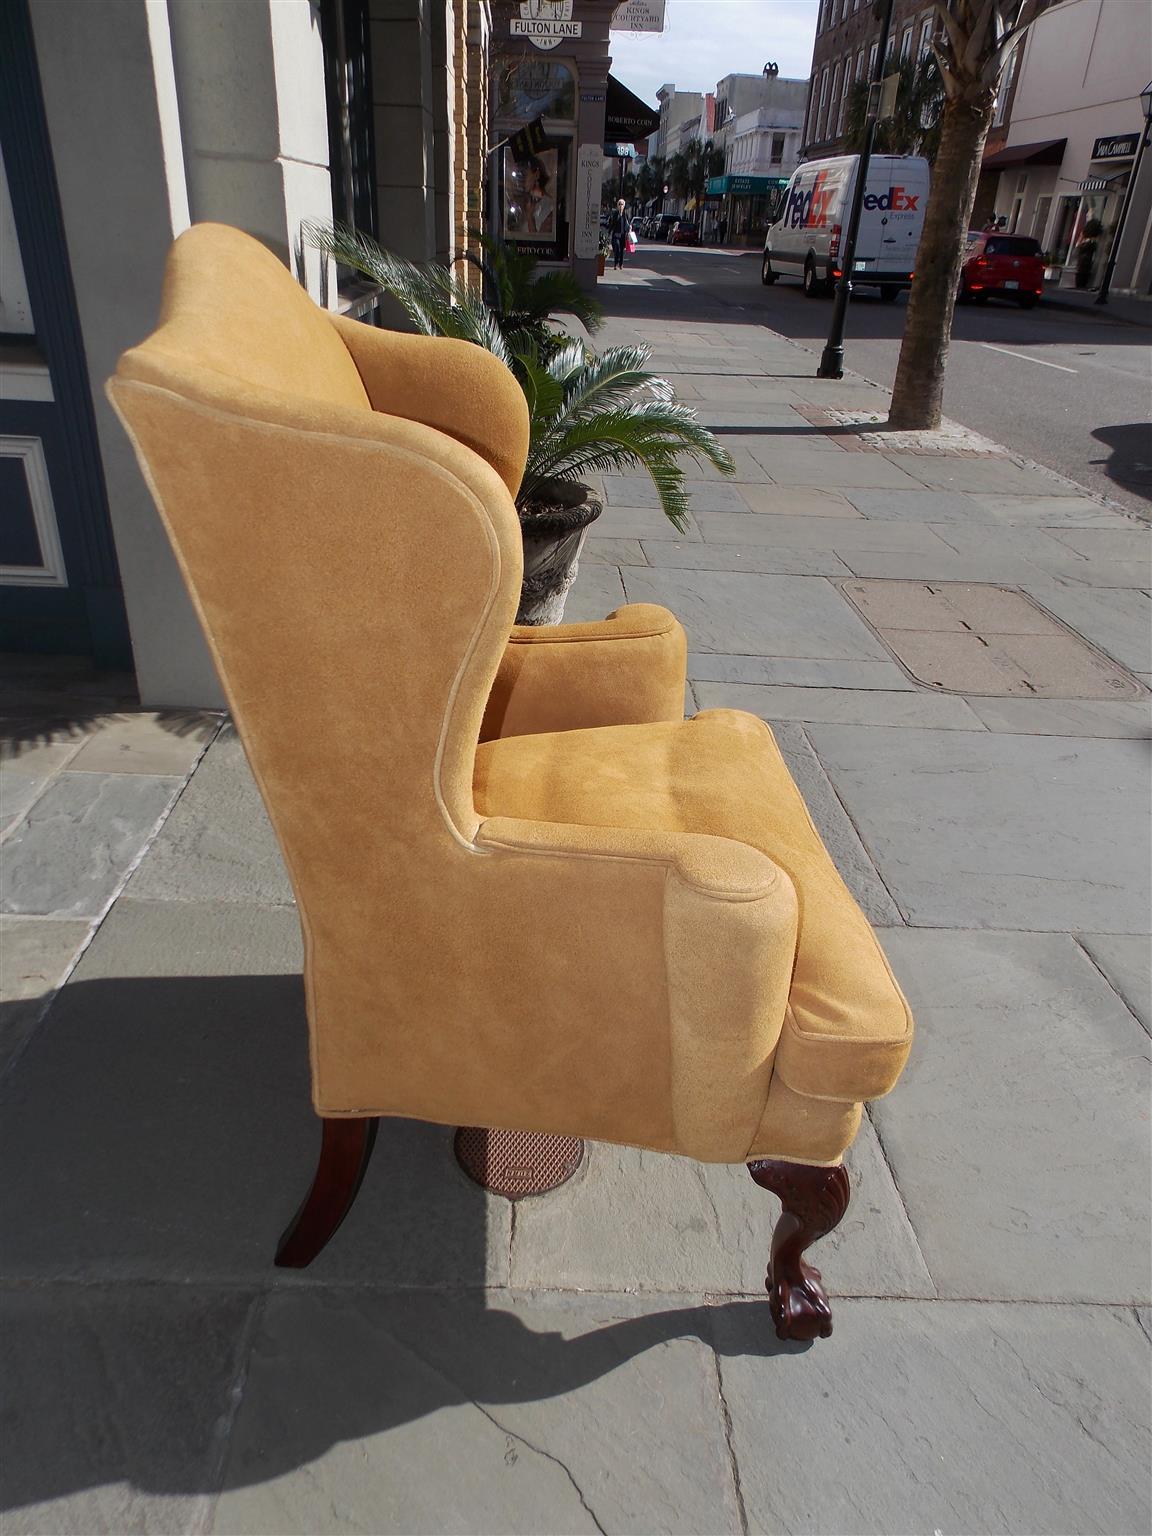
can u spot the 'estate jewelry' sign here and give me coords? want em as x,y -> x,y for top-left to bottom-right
512,0 -> 582,49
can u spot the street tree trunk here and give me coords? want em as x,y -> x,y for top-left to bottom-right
888,91 -> 994,429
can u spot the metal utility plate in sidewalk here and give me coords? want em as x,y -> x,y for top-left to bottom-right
842,581 -> 1145,699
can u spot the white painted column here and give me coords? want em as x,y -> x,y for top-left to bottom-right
29,0 -> 221,706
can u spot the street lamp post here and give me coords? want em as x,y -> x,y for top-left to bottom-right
1095,81 -> 1152,306
817,0 -> 898,379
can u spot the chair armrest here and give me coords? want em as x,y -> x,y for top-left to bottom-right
480,603 -> 688,741
475,814 -> 797,1161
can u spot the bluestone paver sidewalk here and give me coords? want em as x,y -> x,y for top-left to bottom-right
1,274 -> 1149,1536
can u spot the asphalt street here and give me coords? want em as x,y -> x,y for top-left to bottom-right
616,242 -> 1152,517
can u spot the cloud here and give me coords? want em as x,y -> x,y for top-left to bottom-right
607,0 -> 819,105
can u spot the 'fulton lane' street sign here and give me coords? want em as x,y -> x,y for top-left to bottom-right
513,0 -> 582,49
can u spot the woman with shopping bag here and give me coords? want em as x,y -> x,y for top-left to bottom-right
609,199 -> 630,270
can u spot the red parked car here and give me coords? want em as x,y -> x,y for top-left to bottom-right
670,221 -> 699,246
958,233 -> 1045,308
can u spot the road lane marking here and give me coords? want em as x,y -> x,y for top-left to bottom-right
979,342 -> 1078,373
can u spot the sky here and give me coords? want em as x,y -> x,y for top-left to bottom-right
608,0 -> 821,106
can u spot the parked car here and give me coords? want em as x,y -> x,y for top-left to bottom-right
670,221 -> 699,246
958,232 -> 1044,307
761,153 -> 931,299
653,213 -> 679,242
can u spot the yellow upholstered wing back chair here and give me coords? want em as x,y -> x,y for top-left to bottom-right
109,224 -> 912,1342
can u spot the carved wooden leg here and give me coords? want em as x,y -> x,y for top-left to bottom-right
275,1117 -> 379,1269
747,1159 -> 851,1341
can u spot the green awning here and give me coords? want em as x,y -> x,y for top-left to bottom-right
706,174 -> 790,196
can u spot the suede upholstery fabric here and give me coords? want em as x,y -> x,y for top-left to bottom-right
481,605 -> 688,740
108,223 -> 912,1168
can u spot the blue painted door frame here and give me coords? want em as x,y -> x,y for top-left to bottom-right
0,0 -> 132,669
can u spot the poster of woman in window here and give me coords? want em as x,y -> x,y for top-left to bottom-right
505,148 -> 558,237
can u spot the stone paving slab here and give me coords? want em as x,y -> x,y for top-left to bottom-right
838,549 -> 1052,582
844,488 -> 1002,521
618,570 -> 891,660
508,1117 -> 934,1299
639,541 -> 852,576
0,772 -> 182,918
964,695 -> 1152,737
0,1284 -> 258,1536
581,537 -> 646,567
972,493 -> 1139,526
0,898 -> 510,1287
886,454 -> 1082,495
733,484 -> 859,516
66,711 -> 218,775
756,453 -> 927,490
769,722 -> 903,926
872,927 -> 1151,1301
563,563 -> 629,620
604,477 -> 748,513
594,506 -> 702,543
0,768 -> 54,834
715,1298 -> 1151,1536
697,513 -> 953,553
1024,585 -> 1152,674
1078,934 -> 1151,1034
211,1291 -> 740,1536
128,729 -> 293,908
688,653 -> 915,691
1042,526 -> 1152,563
0,914 -> 91,1076
808,726 -> 1150,932
694,680 -> 983,730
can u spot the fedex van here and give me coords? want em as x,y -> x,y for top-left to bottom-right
761,154 -> 930,300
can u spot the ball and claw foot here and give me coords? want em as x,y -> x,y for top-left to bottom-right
747,1158 -> 851,1342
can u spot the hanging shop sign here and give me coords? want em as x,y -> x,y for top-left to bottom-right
611,0 -> 666,31
512,0 -> 582,50
1091,133 -> 1140,161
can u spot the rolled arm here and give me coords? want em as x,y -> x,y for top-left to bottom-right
475,814 -> 798,1161
480,603 -> 688,741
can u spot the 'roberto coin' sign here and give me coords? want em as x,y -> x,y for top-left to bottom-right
511,1 -> 583,49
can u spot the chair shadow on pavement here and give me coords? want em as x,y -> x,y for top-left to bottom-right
0,974 -> 798,1517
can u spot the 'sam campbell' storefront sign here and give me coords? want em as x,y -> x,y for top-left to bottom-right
512,0 -> 582,49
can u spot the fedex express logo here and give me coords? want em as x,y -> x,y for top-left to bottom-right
785,170 -> 918,227
785,169 -> 835,228
863,185 -> 918,212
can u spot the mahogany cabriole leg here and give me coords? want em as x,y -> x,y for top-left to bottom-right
747,1159 -> 851,1342
275,1117 -> 379,1268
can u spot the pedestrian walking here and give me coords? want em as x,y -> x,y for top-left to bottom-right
718,215 -> 728,246
609,198 -> 629,269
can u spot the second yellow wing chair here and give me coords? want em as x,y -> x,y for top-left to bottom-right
108,224 -> 913,1342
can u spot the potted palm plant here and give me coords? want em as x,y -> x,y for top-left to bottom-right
307,223 -> 735,623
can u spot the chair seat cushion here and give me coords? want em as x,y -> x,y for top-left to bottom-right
474,709 -> 911,1103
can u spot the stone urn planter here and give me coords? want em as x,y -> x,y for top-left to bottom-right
515,478 -> 602,625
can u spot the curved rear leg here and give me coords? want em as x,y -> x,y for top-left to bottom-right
747,1159 -> 851,1341
275,1117 -> 379,1268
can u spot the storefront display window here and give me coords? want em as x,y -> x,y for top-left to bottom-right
495,53 -> 577,263
496,57 -> 576,123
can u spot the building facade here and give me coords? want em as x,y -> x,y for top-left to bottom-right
802,0 -> 937,157
0,0 -> 496,705
980,0 -> 1151,293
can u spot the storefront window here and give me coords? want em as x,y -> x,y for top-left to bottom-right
501,141 -> 571,261
496,57 -> 576,123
